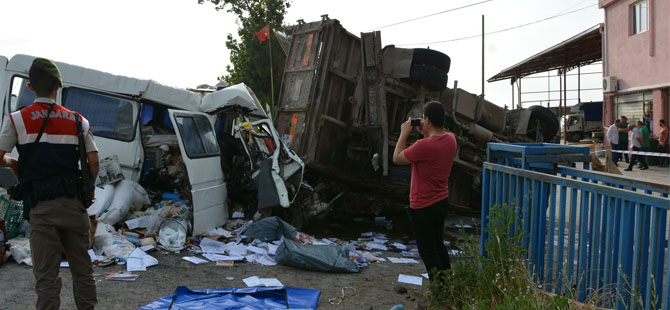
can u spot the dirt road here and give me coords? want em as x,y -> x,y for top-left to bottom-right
0,247 -> 429,309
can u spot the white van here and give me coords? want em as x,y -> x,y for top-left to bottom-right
0,54 -> 304,235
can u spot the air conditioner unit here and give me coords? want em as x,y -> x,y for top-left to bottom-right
603,76 -> 618,93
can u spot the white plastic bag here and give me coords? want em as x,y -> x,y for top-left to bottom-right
87,184 -> 115,217
94,225 -> 136,260
157,218 -> 190,251
8,237 -> 32,266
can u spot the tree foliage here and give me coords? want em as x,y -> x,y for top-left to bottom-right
198,0 -> 291,116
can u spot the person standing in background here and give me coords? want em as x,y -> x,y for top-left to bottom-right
607,119 -> 621,165
617,116 -> 630,163
658,119 -> 668,167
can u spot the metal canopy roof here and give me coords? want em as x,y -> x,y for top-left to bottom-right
488,24 -> 603,83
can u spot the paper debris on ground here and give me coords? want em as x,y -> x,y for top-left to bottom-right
243,276 -> 284,287
126,248 -> 158,272
421,273 -> 429,279
200,238 -> 228,254
267,243 -> 279,255
182,256 -> 208,264
388,257 -> 419,264
390,242 -> 407,250
105,273 -> 140,281
60,261 -> 69,268
398,274 -> 423,286
204,227 -> 232,238
246,254 -> 277,266
202,253 -> 244,262
400,250 -> 421,258
449,249 -> 464,256
228,244 -> 248,256
232,211 -> 245,219
365,242 -> 388,251
246,245 -> 269,255
363,252 -> 386,262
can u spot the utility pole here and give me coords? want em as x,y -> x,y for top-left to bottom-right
481,15 -> 485,97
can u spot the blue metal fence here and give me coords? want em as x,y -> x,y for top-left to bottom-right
481,143 -> 670,309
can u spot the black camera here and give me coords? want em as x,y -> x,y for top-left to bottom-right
411,118 -> 422,127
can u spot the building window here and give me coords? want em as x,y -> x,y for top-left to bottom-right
632,0 -> 649,35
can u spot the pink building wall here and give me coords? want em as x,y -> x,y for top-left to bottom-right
600,0 -> 670,132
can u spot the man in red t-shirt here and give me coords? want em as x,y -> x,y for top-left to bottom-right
393,101 -> 457,279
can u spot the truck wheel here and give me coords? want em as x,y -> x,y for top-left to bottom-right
527,105 -> 559,142
401,64 -> 448,91
571,132 -> 582,143
412,48 -> 451,73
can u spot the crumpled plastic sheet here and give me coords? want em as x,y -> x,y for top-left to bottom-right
139,286 -> 321,310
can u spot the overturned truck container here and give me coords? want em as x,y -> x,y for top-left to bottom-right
275,17 -> 558,220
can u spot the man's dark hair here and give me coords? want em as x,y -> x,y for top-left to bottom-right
661,119 -> 666,126
636,120 -> 643,126
28,66 -> 60,97
423,101 -> 445,128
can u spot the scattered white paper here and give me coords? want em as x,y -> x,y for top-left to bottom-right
271,240 -> 282,245
246,254 -> 277,266
205,228 -> 232,238
449,250 -> 464,256
400,251 -> 421,258
372,238 -> 388,244
243,276 -> 284,287
60,261 -> 69,268
421,273 -> 429,279
247,245 -> 269,255
228,244 -> 248,256
182,256 -> 208,264
388,257 -> 419,264
232,211 -> 245,219
267,243 -> 279,255
365,242 -> 388,251
202,253 -> 244,262
391,243 -> 407,250
126,257 -> 146,272
454,224 -> 473,229
127,248 -> 158,272
125,216 -> 152,230
200,238 -> 228,254
398,274 -> 423,286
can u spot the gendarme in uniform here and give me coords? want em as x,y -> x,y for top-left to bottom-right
0,58 -> 99,309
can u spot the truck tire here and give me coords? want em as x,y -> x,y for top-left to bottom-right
527,105 -> 559,142
412,48 -> 451,73
571,132 -> 582,143
401,64 -> 448,91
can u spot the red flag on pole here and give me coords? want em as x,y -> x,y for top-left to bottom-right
256,24 -> 270,44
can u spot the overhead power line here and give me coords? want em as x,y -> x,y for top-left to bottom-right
397,4 -> 598,47
369,0 -> 494,31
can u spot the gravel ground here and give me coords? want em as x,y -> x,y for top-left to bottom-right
0,248 -> 429,310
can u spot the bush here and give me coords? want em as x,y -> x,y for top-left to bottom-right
427,203 -> 574,310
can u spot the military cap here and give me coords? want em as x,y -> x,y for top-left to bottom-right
30,58 -> 62,87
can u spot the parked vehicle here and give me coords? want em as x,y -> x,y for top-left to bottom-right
564,101 -> 603,142
275,17 -> 558,223
0,54 -> 304,235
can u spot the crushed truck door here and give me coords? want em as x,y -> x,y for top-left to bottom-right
168,109 -> 227,236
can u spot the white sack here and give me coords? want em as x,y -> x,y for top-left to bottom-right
98,180 -> 135,225
87,184 -> 115,217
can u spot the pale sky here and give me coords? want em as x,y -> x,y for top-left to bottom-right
0,0 -> 603,108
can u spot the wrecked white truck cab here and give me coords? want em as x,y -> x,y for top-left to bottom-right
0,54 -> 304,236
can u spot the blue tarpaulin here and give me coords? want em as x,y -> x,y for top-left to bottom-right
139,286 -> 321,310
